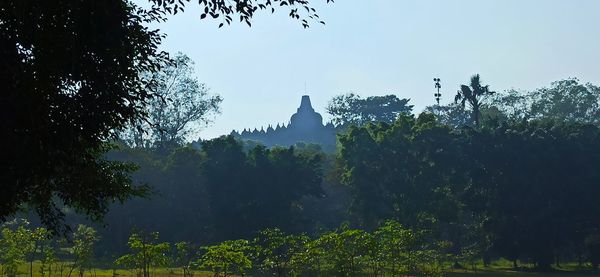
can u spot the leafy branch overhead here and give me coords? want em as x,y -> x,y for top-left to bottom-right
149,0 -> 332,28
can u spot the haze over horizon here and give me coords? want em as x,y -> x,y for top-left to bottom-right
146,0 -> 600,139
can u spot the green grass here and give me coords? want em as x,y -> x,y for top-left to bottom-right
4,261 -> 597,277
5,263 -> 215,277
445,260 -> 598,277
448,269 -> 597,277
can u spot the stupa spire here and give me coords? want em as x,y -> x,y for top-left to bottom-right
298,95 -> 314,111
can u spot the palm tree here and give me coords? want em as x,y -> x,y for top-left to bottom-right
455,74 -> 495,126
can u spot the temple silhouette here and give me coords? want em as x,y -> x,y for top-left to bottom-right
230,95 -> 337,148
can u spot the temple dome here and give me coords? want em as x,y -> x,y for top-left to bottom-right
231,95 -> 336,150
289,95 -> 323,129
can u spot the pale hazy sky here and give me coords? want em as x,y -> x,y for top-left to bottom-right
144,0 -> 600,139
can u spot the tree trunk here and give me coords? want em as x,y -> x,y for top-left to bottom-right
536,259 -> 552,271
483,253 -> 491,268
473,102 -> 480,127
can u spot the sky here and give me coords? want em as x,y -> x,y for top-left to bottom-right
144,0 -> 600,139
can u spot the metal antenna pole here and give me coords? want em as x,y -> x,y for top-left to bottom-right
434,78 -> 442,105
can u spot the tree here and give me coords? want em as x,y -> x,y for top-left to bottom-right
116,231 -> 171,277
69,225 -> 99,277
488,78 -> 600,124
200,136 -> 323,240
0,219 -> 31,277
198,240 -> 252,277
24,227 -> 50,277
461,121 -> 600,270
1,0 -> 332,231
39,238 -> 58,277
454,74 -> 496,126
374,220 -> 442,277
487,89 -> 532,122
374,220 -> 418,275
338,113 -> 461,229
288,237 -> 328,276
0,0 -> 162,232
253,228 -> 309,277
425,102 -> 506,129
122,53 -> 222,150
529,78 -> 600,123
174,242 -> 197,277
310,226 -> 372,277
424,102 -> 472,129
327,93 -> 413,126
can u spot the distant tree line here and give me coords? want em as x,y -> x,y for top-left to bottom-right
96,137 -> 336,255
4,71 -> 600,273
47,76 -> 595,272
339,113 -> 600,270
327,93 -> 414,127
332,76 -> 600,270
426,77 -> 600,128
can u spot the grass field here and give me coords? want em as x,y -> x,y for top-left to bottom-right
4,262 -> 598,277
448,269 -> 598,277
4,264 -> 214,277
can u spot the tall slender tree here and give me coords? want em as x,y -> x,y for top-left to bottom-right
455,74 -> 495,126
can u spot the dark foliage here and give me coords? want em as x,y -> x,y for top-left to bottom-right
338,113 -> 600,269
338,114 -> 463,229
0,0 -> 164,232
462,121 -> 600,269
200,136 -> 324,240
150,0 -> 333,28
1,0 -> 332,232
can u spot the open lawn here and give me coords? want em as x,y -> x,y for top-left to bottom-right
5,262 -> 598,277
5,264 -> 214,277
449,269 -> 598,277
